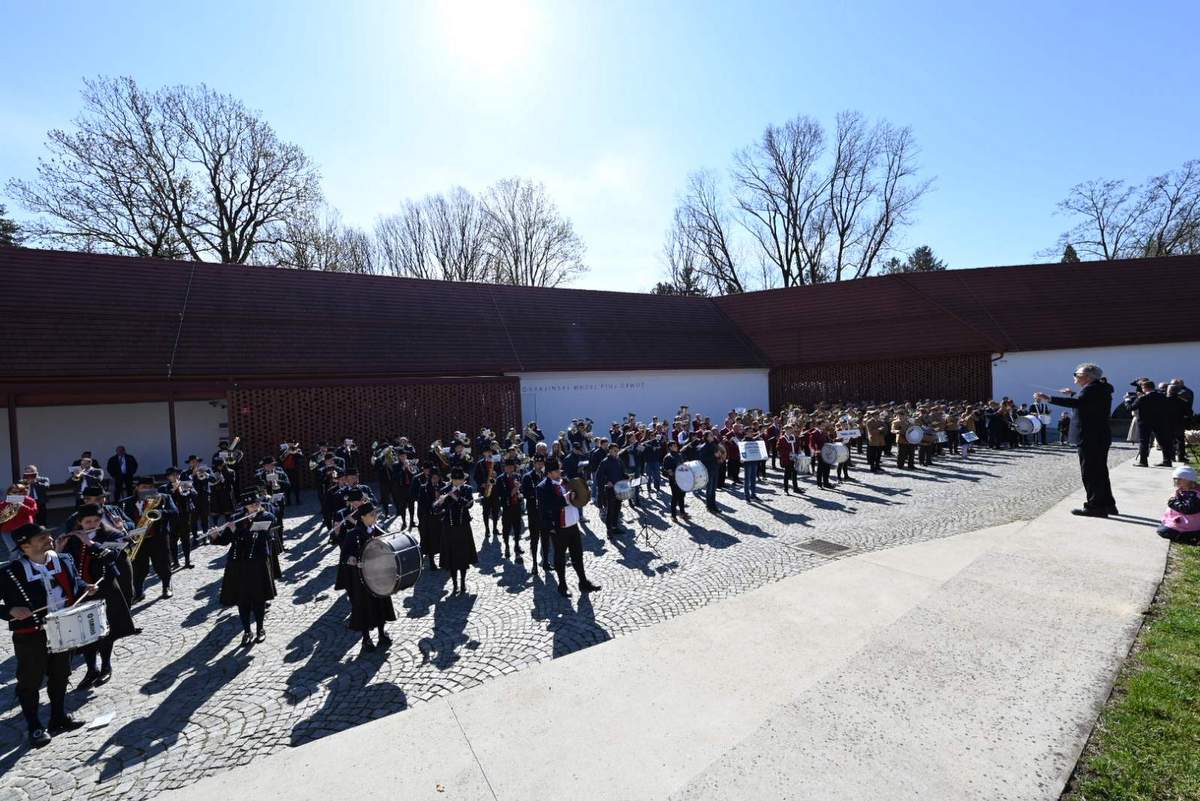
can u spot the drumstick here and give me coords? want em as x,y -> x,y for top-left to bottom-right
27,591 -> 94,617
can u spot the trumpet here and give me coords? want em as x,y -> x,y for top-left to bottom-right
218,436 -> 244,466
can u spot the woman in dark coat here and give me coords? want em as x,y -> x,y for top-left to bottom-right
344,503 -> 396,653
209,492 -> 277,646
435,468 -> 477,594
57,504 -> 138,688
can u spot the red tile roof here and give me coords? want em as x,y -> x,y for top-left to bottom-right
0,247 -> 764,380
3,247 -> 1196,384
713,255 -> 1200,364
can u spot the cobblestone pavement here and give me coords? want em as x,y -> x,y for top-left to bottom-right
0,444 -> 1136,800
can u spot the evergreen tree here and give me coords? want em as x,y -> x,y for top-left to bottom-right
881,246 -> 945,274
0,203 -> 21,247
1061,243 -> 1080,263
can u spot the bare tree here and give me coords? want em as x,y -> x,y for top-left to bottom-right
8,76 -> 321,263
654,222 -> 710,296
374,200 -> 436,279
732,116 -> 826,287
482,178 -> 587,287
672,171 -> 747,293
677,110 -> 931,290
264,206 -> 372,273
1053,160 -> 1200,260
426,187 -> 490,281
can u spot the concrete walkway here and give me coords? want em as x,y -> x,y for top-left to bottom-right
157,459 -> 1170,801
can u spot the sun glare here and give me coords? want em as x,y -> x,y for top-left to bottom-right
438,0 -> 537,72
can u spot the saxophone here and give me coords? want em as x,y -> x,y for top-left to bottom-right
128,495 -> 163,562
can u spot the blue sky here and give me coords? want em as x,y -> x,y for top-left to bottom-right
2,0 -> 1196,290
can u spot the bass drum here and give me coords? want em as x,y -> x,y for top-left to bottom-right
675,460 -> 709,492
820,442 -> 850,465
360,530 -> 423,598
904,425 -> 925,445
613,479 -> 634,500
1015,415 -> 1043,435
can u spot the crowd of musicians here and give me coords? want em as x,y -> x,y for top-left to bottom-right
0,397 -> 1074,748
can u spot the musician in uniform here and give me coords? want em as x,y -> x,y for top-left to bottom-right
333,489 -> 370,600
537,460 -> 601,598
21,466 -> 50,527
865,411 -> 886,473
186,456 -> 213,537
255,456 -> 291,519
495,457 -> 525,562
343,502 -> 396,653
0,524 -> 97,746
316,450 -> 343,529
209,492 -> 277,646
68,452 -> 105,503
662,439 -> 691,521
335,439 -> 360,473
596,442 -> 627,540
415,463 -> 445,570
436,468 -> 478,595
57,504 -> 138,688
125,476 -> 178,602
160,467 -> 196,570
775,425 -> 803,494
892,411 -> 916,470
392,449 -> 418,531
210,456 -> 238,525
280,443 -> 304,505
2,484 -> 40,561
697,430 -> 721,513
472,445 -> 501,538
522,456 -> 550,570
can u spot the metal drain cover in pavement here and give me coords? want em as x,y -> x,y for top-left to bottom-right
795,538 -> 851,556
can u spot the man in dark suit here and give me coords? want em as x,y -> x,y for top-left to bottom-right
1125,379 -> 1173,467
107,446 -> 138,501
1038,362 -> 1117,517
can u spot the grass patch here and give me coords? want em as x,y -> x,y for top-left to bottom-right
1061,449 -> 1200,801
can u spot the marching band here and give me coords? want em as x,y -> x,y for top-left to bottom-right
0,395 -> 1071,748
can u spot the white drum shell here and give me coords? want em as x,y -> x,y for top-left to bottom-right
675,460 -> 709,492
1015,415 -> 1043,435
820,442 -> 850,465
613,479 -> 633,500
904,425 -> 925,445
44,600 -> 108,653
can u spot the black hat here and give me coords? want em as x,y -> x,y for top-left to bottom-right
12,523 -> 48,545
76,503 -> 103,519
420,460 -> 433,470
545,458 -> 561,472
240,491 -> 261,505
212,456 -> 226,465
165,466 -> 180,476
134,475 -> 154,486
346,488 -> 365,502
449,467 -> 467,480
260,456 -> 275,466
357,502 -> 378,517
533,454 -> 546,463
186,454 -> 200,462
81,485 -> 105,498
503,457 -> 519,466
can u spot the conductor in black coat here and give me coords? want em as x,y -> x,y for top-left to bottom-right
1038,363 -> 1118,517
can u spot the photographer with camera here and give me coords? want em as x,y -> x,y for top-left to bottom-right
1036,362 -> 1118,517
1124,378 -> 1174,468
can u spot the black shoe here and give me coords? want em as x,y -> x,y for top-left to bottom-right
1103,506 -> 1120,515
1136,461 -> 1149,467
558,583 -> 571,597
241,632 -> 253,646
171,561 -> 180,570
131,627 -> 143,636
184,562 -> 194,569
162,588 -> 174,599
580,581 -> 601,593
1071,507 -> 1109,517
132,594 -> 145,604
361,639 -> 377,654
76,670 -> 101,691
48,715 -> 85,734
29,728 -> 51,748
1158,462 -> 1173,467
378,633 -> 392,647
255,629 -> 266,643
96,667 -> 112,685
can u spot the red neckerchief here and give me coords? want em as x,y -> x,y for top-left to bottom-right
49,554 -> 77,607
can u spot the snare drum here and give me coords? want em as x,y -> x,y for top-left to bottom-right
674,460 -> 709,492
360,531 -> 423,598
904,425 -> 925,445
44,600 -> 108,653
820,442 -> 850,465
613,479 -> 633,500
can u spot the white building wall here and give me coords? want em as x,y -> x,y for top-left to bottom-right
992,342 -> 1200,406
510,369 -> 770,437
5,400 -> 227,485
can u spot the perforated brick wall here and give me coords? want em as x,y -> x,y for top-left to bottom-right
770,354 -> 992,409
